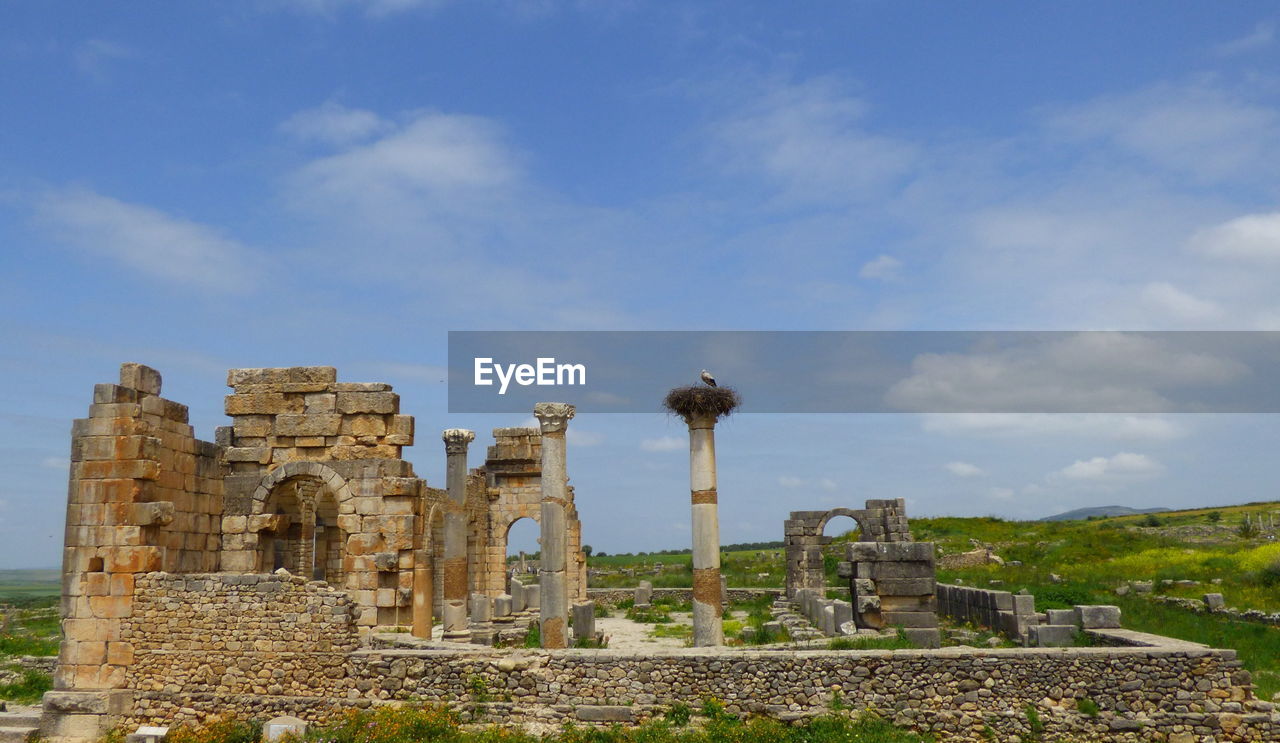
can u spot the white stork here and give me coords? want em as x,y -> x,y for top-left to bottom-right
700,369 -> 717,387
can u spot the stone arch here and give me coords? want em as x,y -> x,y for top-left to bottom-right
783,499 -> 912,598
250,461 -> 354,511
816,508 -> 867,544
229,462 -> 355,579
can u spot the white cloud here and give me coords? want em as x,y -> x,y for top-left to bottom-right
944,461 -> 984,478
1051,452 -> 1164,482
987,487 -> 1015,500
859,254 -> 902,280
640,436 -> 683,452
1212,21 -> 1275,56
778,476 -> 805,489
280,102 -> 390,145
291,111 -> 519,207
817,478 -> 838,491
40,457 -> 68,470
921,414 -> 1188,441
888,332 -> 1246,413
1140,282 -> 1223,321
712,76 -> 917,205
1191,212 -> 1280,262
34,188 -> 259,292
1043,82 -> 1280,182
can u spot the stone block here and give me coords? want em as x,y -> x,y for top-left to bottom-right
262,717 -> 307,743
119,363 -> 162,395
1030,624 -> 1078,647
524,584 -> 540,610
126,726 -> 169,743
1012,594 -> 1036,615
493,594 -> 513,618
274,414 -> 342,436
902,627 -> 942,648
227,367 -> 336,387
1045,609 -> 1077,625
872,577 -> 936,595
572,601 -> 595,640
634,580 -> 652,607
336,392 -> 398,415
576,706 -> 633,722
1204,593 -> 1226,611
224,393 -> 303,415
879,610 -> 937,628
1074,605 -> 1121,629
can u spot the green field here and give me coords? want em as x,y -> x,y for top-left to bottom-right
0,569 -> 61,602
591,502 -> 1280,700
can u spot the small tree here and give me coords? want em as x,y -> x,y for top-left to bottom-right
1207,511 -> 1223,523
581,544 -> 593,558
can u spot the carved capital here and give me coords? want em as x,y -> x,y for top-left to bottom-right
442,428 -> 476,455
533,402 -> 576,434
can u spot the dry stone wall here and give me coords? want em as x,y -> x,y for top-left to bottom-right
115,636 -> 1275,742
122,572 -> 359,720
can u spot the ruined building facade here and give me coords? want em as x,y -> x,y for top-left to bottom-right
51,363 -> 585,738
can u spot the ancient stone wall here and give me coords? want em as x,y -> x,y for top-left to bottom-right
117,641 -> 1272,742
473,428 -> 586,601
59,363 -> 224,693
217,367 -> 426,629
784,499 -> 911,598
122,572 -> 358,719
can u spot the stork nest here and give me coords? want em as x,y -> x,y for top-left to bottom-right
663,385 -> 742,421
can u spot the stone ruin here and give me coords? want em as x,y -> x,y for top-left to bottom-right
31,363 -> 1280,743
784,502 -> 940,647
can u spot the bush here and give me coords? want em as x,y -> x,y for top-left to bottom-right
167,716 -> 262,743
664,702 -> 691,727
303,706 -> 460,743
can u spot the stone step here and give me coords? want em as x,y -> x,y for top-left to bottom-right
0,725 -> 39,743
0,714 -> 39,727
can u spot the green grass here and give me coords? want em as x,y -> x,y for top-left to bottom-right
0,666 -> 53,703
157,705 -> 930,743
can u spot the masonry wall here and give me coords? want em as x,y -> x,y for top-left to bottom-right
59,363 -> 224,693
119,631 -> 1275,742
123,572 -> 359,721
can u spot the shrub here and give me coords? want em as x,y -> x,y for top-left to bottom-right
303,705 -> 460,743
167,716 -> 262,743
1076,697 -> 1100,717
664,702 -> 692,727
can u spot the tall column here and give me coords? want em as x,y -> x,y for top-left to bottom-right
441,428 -> 475,641
688,412 -> 724,646
533,402 -> 575,649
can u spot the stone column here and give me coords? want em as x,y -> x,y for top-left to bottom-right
533,402 -> 575,649
412,504 -> 435,640
441,428 -> 475,641
688,412 -> 724,646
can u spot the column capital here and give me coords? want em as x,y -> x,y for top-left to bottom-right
533,402 -> 576,434
442,428 -> 476,455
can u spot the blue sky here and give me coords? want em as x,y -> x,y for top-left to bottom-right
3,3 -> 1280,567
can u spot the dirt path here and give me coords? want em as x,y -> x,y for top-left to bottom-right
595,613 -> 691,651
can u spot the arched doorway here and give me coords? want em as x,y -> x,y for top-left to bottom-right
820,513 -> 861,589
259,475 -> 345,583
505,516 -> 540,589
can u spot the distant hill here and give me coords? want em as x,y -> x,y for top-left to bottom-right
1041,505 -> 1171,522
